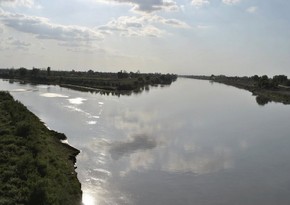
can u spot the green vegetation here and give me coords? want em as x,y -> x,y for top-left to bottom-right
181,74 -> 290,105
0,92 -> 82,205
0,68 -> 177,95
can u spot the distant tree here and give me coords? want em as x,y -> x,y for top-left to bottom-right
258,75 -> 273,89
47,67 -> 51,76
87,69 -> 94,75
31,68 -> 40,77
117,70 -> 129,79
251,75 -> 259,81
273,75 -> 288,86
9,69 -> 15,78
18,67 -> 27,77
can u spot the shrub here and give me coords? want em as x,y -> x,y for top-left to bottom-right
15,122 -> 32,138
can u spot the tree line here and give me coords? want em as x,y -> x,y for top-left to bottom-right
208,74 -> 290,89
0,68 -> 178,93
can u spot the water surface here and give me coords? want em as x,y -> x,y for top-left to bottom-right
1,78 -> 290,205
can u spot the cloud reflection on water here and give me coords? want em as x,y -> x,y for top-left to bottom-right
104,107 -> 236,176
162,145 -> 233,175
64,105 -> 100,124
109,134 -> 158,160
111,109 -> 156,134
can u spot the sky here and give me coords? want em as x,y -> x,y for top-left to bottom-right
0,0 -> 290,76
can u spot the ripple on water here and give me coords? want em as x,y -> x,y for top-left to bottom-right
90,177 -> 106,186
65,105 -> 84,113
65,106 -> 99,121
92,168 -> 112,177
10,89 -> 28,92
37,85 -> 52,89
11,88 -> 38,92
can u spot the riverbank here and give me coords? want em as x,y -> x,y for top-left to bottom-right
0,68 -> 177,95
0,91 -> 82,205
181,75 -> 290,105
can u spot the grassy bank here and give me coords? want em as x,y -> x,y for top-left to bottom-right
0,92 -> 82,205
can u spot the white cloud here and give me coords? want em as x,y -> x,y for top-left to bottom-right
57,41 -> 107,54
0,11 -> 104,43
222,0 -> 240,5
97,0 -> 179,13
246,6 -> 257,13
66,46 -> 106,54
97,15 -> 189,37
0,36 -> 30,50
196,24 -> 210,29
191,0 -> 209,8
135,25 -> 163,37
8,38 -> 31,50
162,18 -> 190,28
9,39 -> 31,47
180,5 -> 185,12
0,0 -> 34,8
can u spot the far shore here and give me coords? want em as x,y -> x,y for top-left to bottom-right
180,74 -> 290,105
0,68 -> 178,95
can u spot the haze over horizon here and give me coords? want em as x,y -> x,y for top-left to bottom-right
0,0 -> 289,76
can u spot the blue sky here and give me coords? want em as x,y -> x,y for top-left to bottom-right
0,0 -> 290,76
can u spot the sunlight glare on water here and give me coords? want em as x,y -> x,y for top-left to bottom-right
40,93 -> 68,98
87,121 -> 97,125
68,97 -> 87,104
82,192 -> 96,205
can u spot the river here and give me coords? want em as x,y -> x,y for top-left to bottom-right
1,78 -> 290,205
